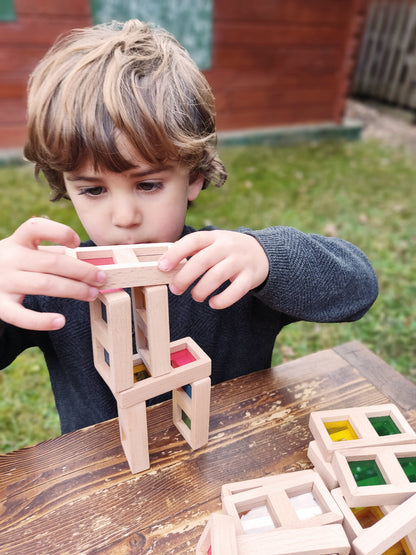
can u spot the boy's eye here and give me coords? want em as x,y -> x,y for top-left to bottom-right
79,186 -> 104,196
138,181 -> 162,192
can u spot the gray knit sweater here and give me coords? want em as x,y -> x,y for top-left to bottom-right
0,225 -> 378,434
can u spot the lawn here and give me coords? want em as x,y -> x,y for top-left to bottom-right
0,138 -> 414,454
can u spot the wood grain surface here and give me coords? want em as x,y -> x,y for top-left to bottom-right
1,341 -> 415,554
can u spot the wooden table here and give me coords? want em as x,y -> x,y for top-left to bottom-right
1,341 -> 416,554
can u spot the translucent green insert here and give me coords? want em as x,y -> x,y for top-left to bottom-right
398,457 -> 416,482
369,415 -> 401,436
182,410 -> 191,430
348,459 -> 386,486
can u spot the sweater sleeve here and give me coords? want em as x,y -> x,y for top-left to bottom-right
0,320 -> 41,369
238,226 -> 378,323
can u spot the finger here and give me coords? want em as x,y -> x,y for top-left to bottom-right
38,245 -> 67,254
6,271 -> 101,302
12,217 -> 80,249
158,231 -> 215,272
187,258 -> 234,302
169,245 -> 225,295
15,248 -> 106,288
208,275 -> 252,310
0,297 -> 66,331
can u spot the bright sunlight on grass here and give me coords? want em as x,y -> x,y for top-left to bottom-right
0,138 -> 414,454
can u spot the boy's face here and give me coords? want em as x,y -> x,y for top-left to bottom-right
63,141 -> 203,246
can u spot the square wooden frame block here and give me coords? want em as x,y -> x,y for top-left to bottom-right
132,285 -> 171,377
309,404 -> 416,462
68,243 -> 185,288
307,440 -> 338,490
172,376 -> 211,450
115,338 -> 211,473
89,289 -> 134,393
222,469 -> 319,499
235,523 -> 350,555
117,337 -> 211,408
352,493 -> 416,555
222,470 -> 343,534
333,443 -> 416,506
331,487 -> 416,553
196,513 -> 238,555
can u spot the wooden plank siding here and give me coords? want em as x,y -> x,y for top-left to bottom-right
352,0 -> 416,110
207,0 -> 367,130
0,0 -> 365,151
0,0 -> 91,149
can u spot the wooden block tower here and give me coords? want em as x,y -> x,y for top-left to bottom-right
66,243 -> 211,474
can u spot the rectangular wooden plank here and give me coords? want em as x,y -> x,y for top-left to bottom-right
0,16 -> 90,45
213,21 -> 353,48
15,0 -> 91,17
214,0 -> 358,26
0,125 -> 27,149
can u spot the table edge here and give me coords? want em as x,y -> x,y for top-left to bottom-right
333,341 -> 416,412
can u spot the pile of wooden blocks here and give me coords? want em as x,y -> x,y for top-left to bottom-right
66,243 -> 211,474
197,404 -> 416,555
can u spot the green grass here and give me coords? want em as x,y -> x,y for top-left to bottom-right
0,139 -> 415,454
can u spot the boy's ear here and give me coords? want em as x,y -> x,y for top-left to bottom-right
187,173 -> 204,202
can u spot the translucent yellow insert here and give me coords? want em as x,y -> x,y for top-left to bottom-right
133,362 -> 150,382
324,420 -> 358,441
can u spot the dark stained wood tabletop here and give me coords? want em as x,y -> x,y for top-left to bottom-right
1,341 -> 415,554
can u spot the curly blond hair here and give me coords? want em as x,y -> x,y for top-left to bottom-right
24,19 -> 227,200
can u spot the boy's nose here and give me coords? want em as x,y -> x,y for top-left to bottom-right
112,199 -> 141,228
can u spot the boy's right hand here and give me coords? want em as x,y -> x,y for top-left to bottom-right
0,217 -> 106,331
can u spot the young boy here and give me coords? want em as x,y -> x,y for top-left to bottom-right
0,20 -> 378,435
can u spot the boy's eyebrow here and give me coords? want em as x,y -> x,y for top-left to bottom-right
65,165 -> 171,182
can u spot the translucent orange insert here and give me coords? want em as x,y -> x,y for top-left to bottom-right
324,420 -> 358,441
352,506 -> 411,554
384,541 -> 412,555
352,505 -> 384,528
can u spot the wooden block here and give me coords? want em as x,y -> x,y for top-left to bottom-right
196,513 -> 238,555
221,469 -> 317,499
69,242 -> 170,261
331,486 -> 416,553
172,376 -> 211,449
117,337 -> 211,408
309,404 -> 415,462
331,487 -> 375,543
307,440 -> 338,490
236,523 -> 350,555
117,401 -> 150,474
222,470 -> 342,535
332,443 -> 416,506
132,285 -> 171,377
352,493 -> 416,555
67,243 -> 185,288
89,289 -> 134,394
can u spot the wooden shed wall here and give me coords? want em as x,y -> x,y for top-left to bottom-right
0,0 -> 365,151
208,0 -> 366,131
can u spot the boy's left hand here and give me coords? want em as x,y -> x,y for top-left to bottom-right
158,230 -> 269,309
